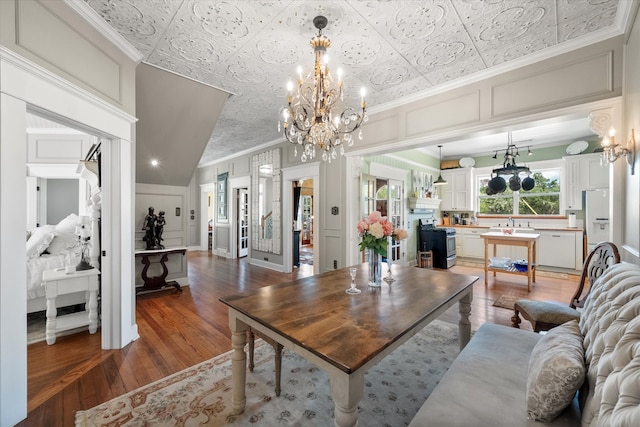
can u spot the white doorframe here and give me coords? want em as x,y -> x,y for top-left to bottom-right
369,162 -> 408,265
229,175 -> 250,259
282,162 -> 320,274
200,183 -> 215,251
1,48 -> 136,425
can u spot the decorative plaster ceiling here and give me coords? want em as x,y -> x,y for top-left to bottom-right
84,0 -> 625,164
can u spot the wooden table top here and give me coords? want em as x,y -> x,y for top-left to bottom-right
481,232 -> 540,240
220,264 -> 478,374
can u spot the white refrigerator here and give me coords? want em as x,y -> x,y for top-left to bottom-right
585,189 -> 610,251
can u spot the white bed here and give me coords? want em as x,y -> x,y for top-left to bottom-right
26,185 -> 101,313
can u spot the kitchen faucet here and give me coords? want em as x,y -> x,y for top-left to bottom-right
508,217 -> 515,227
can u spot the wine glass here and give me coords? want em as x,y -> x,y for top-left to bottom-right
346,267 -> 361,294
384,257 -> 395,284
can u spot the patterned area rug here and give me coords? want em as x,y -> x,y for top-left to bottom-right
75,320 -> 461,426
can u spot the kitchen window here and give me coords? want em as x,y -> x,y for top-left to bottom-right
478,169 -> 561,215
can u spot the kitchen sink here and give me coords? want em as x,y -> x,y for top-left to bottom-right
489,227 -> 535,234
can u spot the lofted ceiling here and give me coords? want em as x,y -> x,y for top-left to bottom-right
82,0 -> 630,165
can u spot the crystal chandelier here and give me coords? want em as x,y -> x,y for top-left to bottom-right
279,16 -> 368,163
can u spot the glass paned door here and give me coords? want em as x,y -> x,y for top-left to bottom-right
388,179 -> 403,263
301,196 -> 313,244
361,174 -> 376,218
238,189 -> 249,257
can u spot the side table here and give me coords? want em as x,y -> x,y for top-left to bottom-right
134,247 -> 186,294
42,268 -> 100,345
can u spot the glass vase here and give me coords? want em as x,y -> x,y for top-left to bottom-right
368,248 -> 382,287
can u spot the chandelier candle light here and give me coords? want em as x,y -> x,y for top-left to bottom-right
279,16 -> 368,163
600,128 -> 636,175
357,212 -> 407,287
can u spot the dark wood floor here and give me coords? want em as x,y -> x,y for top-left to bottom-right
20,252 -> 579,426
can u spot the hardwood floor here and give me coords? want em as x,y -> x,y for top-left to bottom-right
20,252 -> 578,426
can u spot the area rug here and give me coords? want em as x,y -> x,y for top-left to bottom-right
298,251 -> 313,265
75,320 -> 461,426
492,294 -> 520,310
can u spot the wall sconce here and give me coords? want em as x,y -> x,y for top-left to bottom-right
601,128 -> 636,175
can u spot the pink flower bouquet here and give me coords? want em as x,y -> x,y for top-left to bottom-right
357,211 -> 408,256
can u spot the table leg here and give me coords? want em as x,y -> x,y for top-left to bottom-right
45,296 -> 57,345
229,316 -> 247,415
532,241 -> 537,282
88,288 -> 98,334
493,244 -> 497,277
458,287 -> 473,350
330,370 -> 364,427
484,239 -> 488,285
527,243 -> 532,292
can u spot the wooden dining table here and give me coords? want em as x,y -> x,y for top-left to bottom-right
219,264 -> 478,427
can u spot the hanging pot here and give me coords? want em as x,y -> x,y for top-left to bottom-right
521,176 -> 535,191
488,176 -> 506,193
509,174 -> 521,191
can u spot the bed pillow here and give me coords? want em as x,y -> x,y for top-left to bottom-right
47,232 -> 77,255
526,320 -> 586,422
26,225 -> 56,259
55,213 -> 79,234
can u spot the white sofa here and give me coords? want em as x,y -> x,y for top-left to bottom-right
410,262 -> 640,426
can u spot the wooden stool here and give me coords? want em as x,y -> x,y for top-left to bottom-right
248,328 -> 283,396
417,250 -> 433,268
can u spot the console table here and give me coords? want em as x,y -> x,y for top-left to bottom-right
42,268 -> 100,345
134,247 -> 187,294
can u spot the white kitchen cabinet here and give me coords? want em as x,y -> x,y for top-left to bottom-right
564,157 -> 582,210
580,153 -> 609,190
563,153 -> 609,210
460,228 -> 488,259
440,169 -> 473,211
537,230 -> 581,270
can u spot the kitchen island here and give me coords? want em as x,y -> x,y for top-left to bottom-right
481,232 -> 540,292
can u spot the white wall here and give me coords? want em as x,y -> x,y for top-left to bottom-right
622,6 -> 640,263
0,0 -> 139,422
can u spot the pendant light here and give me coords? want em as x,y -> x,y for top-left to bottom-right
433,145 -> 447,185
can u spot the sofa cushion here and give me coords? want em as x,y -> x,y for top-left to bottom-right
526,320 -> 585,422
515,299 -> 580,325
409,323 -> 580,427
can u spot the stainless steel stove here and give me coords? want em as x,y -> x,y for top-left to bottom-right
418,218 -> 457,269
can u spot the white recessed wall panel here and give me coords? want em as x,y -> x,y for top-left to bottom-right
492,52 -> 614,117
27,134 -> 93,163
406,92 -> 481,137
16,0 -> 122,103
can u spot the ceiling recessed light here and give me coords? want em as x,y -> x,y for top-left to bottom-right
150,159 -> 159,167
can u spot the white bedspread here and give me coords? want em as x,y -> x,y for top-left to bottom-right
26,250 -> 78,299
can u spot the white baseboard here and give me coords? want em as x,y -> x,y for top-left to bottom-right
250,258 -> 285,272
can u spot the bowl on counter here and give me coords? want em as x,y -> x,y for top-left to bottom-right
489,257 -> 511,268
